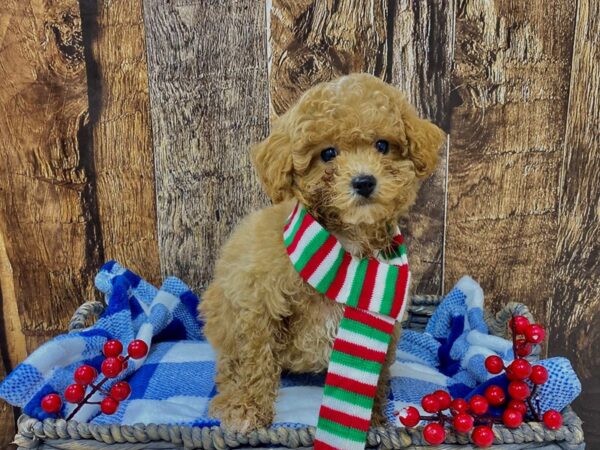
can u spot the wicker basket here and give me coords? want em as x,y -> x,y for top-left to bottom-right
13,296 -> 585,450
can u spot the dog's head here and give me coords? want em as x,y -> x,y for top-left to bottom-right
252,73 -> 445,226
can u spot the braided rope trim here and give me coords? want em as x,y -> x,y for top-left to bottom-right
14,296 -> 583,449
14,407 -> 585,450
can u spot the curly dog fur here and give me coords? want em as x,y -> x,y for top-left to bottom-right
199,73 -> 445,432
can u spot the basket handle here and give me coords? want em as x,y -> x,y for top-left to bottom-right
68,301 -> 106,332
485,301 -> 536,339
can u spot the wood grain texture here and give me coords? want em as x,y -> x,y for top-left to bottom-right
392,0 -> 454,295
80,0 -> 161,285
0,0 -> 102,355
0,295 -> 16,447
269,0 -> 389,116
548,0 -> 600,444
445,0 -> 576,320
144,0 -> 270,291
0,397 -> 15,448
0,231 -> 27,368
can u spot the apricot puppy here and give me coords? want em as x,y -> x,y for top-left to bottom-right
199,73 -> 444,432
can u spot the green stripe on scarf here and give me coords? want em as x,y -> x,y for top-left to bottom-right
294,228 -> 329,271
317,417 -> 366,442
315,248 -> 344,293
330,350 -> 383,374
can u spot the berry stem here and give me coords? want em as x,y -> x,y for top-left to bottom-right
66,354 -> 132,420
65,375 -> 111,421
89,383 -> 110,396
526,384 -> 541,421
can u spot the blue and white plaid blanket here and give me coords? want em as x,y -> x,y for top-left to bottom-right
0,262 -> 580,426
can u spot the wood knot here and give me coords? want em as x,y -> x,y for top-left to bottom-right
46,9 -> 85,67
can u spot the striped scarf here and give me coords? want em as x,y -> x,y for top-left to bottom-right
284,202 -> 411,450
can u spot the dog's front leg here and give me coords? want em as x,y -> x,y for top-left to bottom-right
371,322 -> 401,427
209,309 -> 282,433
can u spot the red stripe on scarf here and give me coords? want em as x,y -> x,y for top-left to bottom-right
299,235 -> 338,280
344,307 -> 394,334
313,439 -> 341,450
283,203 -> 299,232
286,213 -> 313,255
319,405 -> 371,431
357,258 -> 378,311
325,373 -> 378,397
392,234 -> 404,246
333,339 -> 386,364
390,264 -> 409,319
325,252 -> 352,299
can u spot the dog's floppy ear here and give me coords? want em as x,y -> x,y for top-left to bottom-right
251,125 -> 294,203
403,112 -> 445,178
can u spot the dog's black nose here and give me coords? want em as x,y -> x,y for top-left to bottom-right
351,175 -> 377,198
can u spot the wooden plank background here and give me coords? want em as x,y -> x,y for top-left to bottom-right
0,0 -> 598,446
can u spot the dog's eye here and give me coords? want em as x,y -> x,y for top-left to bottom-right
320,147 -> 337,162
375,140 -> 389,154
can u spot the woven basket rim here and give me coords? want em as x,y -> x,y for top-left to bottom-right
13,296 -> 585,449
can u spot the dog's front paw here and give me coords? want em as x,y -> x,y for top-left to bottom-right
370,409 -> 389,428
209,393 -> 274,433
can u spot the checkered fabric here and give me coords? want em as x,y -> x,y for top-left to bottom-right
0,264 -> 581,433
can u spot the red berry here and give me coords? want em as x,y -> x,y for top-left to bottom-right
508,359 -> 532,380
485,355 -> 504,374
453,412 -> 474,433
509,316 -> 530,334
507,399 -> 528,415
530,365 -> 549,384
64,383 -> 86,403
515,339 -> 533,357
41,393 -> 62,413
127,339 -> 149,359
508,381 -> 530,401
421,394 -> 441,413
469,395 -> 489,415
100,396 -> 120,415
423,422 -> 446,445
471,425 -> 494,447
502,409 -> 523,428
109,381 -> 132,402
397,406 -> 420,427
101,357 -> 123,378
451,398 -> 469,416
433,390 -> 452,410
73,365 -> 98,385
543,410 -> 563,430
103,339 -> 124,358
525,324 -> 545,344
484,385 -> 506,406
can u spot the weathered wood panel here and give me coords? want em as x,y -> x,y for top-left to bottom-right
549,0 -> 600,445
391,0 -> 454,295
0,320 -> 16,446
445,1 -> 576,321
80,0 -> 160,285
269,0 -> 389,117
0,1 -> 102,355
144,0 -> 270,291
0,399 -> 14,448
0,232 -> 27,369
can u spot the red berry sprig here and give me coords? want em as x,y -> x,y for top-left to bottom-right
40,339 -> 149,419
394,315 -> 562,447
483,315 -> 561,428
